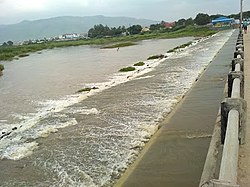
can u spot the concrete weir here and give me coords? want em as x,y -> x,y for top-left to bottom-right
115,30 -> 238,187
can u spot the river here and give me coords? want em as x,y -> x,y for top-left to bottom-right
0,31 -> 233,186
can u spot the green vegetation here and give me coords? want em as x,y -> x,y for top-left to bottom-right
133,61 -> 145,66
0,64 -> 4,71
225,10 -> 250,20
77,88 -> 92,92
88,24 -> 142,38
147,54 -> 164,60
88,24 -> 126,38
194,13 -> 211,25
167,41 -> 193,53
0,26 -> 218,61
77,87 -> 99,93
127,25 -> 142,35
167,49 -> 175,53
18,53 -> 29,57
102,42 -> 136,49
119,66 -> 136,72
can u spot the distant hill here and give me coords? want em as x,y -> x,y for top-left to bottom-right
0,15 -> 158,43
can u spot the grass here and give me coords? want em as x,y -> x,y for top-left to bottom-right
0,26 -> 218,61
133,61 -> 145,66
167,41 -> 193,53
119,66 -> 136,72
0,64 -> 4,71
147,54 -> 164,60
77,87 -> 99,93
102,42 -> 136,49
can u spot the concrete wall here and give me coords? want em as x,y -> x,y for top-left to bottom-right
199,31 -> 247,187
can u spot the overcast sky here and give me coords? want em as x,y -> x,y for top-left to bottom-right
0,0 -> 249,25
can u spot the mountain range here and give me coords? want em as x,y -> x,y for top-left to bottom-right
0,15 -> 158,43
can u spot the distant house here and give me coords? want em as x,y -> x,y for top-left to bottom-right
141,27 -> 150,32
211,17 -> 234,28
161,21 -> 176,29
61,33 -> 79,40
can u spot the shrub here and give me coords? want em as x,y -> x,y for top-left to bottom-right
119,66 -> 136,72
0,64 -> 4,71
77,88 -> 92,93
134,61 -> 145,66
147,54 -> 164,60
18,53 -> 29,57
77,87 -> 99,93
167,41 -> 193,53
167,49 -> 175,53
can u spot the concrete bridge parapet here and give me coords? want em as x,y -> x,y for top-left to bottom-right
199,30 -> 247,187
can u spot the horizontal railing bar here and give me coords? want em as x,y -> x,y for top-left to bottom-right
219,109 -> 239,184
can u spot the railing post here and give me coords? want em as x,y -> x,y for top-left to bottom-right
228,72 -> 244,98
232,58 -> 244,72
221,98 -> 247,145
219,110 -> 239,183
236,44 -> 244,51
234,49 -> 244,59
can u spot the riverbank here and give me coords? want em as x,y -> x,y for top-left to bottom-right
114,30 -> 238,187
0,26 -> 217,61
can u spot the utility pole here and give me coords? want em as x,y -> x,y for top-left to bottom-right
240,0 -> 243,33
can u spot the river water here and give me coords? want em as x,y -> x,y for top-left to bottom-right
0,31 -> 233,187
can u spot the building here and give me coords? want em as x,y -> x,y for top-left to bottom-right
61,33 -> 79,40
141,27 -> 150,32
211,17 -> 234,28
161,21 -> 176,29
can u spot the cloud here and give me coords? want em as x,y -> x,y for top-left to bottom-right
0,0 -> 248,24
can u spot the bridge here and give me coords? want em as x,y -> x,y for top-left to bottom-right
114,29 -> 250,187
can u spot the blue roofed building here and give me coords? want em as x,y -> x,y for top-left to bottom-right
211,16 -> 236,28
211,16 -> 235,28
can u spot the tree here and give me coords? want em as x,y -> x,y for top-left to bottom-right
7,40 -> 13,46
88,24 -> 126,38
185,18 -> 194,26
127,25 -> 142,35
149,23 -> 164,31
1,42 -> 8,47
176,19 -> 186,26
88,24 -> 111,38
194,13 -> 211,25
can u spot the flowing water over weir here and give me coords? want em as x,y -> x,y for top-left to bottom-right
0,31 -> 233,186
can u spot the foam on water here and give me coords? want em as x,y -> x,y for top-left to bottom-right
0,41 -> 184,160
0,30 -> 235,186
66,107 -> 100,115
134,75 -> 155,80
1,142 -> 39,160
52,30 -> 234,186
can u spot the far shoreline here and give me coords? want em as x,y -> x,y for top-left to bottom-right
0,26 -> 217,62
